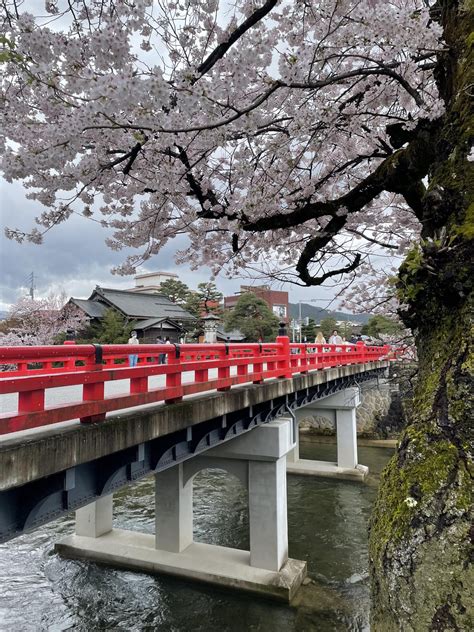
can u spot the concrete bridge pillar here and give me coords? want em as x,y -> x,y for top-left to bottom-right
155,464 -> 192,553
336,407 -> 358,469
249,458 -> 287,571
75,494 -> 113,538
57,419 -> 306,601
287,387 -> 368,481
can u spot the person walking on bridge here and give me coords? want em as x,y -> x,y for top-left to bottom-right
329,330 -> 343,345
128,331 -> 139,367
156,336 -> 166,364
315,331 -> 326,344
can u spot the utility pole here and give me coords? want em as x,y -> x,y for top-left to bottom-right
298,300 -> 302,343
28,272 -> 35,299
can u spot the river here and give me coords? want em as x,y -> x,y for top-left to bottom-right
0,442 -> 393,631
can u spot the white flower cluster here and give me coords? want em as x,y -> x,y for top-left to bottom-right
1,0 -> 444,305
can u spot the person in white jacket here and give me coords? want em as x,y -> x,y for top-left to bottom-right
128,331 -> 139,367
329,330 -> 343,345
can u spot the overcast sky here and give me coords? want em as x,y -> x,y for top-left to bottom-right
0,178 -> 340,313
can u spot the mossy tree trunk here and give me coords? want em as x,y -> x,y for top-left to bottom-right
369,1 -> 473,630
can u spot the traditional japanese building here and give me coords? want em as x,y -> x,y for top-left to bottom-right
69,286 -> 196,343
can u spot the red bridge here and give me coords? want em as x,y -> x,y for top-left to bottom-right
0,336 -> 394,436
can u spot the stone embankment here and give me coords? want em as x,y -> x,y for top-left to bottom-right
299,364 -> 416,439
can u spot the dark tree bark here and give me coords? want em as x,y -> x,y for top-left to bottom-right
369,1 -> 474,629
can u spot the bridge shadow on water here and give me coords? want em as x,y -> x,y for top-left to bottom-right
0,445 -> 393,632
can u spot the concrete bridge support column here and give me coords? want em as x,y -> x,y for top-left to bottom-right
56,419 -> 306,601
155,464 -> 192,553
75,494 -> 113,538
287,387 -> 368,481
249,458 -> 287,571
336,407 -> 358,469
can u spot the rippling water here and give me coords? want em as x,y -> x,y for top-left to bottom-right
0,444 -> 393,632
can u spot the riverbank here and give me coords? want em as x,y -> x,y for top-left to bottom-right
300,432 -> 398,449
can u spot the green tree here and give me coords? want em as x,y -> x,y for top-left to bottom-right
184,282 -> 223,318
362,315 -> 403,339
197,282 -> 223,315
319,317 -> 337,340
158,279 -> 191,304
224,292 -> 279,342
78,309 -> 134,344
301,317 -> 316,342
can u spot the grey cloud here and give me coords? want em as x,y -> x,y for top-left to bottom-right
0,180 -> 244,308
0,179 -> 339,311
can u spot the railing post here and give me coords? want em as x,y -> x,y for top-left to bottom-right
63,331 -> 76,370
356,340 -> 365,364
276,322 -> 292,379
217,345 -> 231,391
81,344 -> 106,424
300,344 -> 308,373
18,388 -> 45,416
165,344 -> 182,403
252,344 -> 264,384
130,374 -> 148,394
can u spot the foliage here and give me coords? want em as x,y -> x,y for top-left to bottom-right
78,308 -> 135,344
157,279 -> 191,305
1,0 -> 443,309
0,293 -> 87,345
196,282 -> 223,315
361,315 -> 403,339
224,292 -> 279,342
1,2 -> 473,625
184,282 -> 223,318
319,317 -> 337,341
301,318 -> 317,342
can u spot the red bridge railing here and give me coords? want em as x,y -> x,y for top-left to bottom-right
0,338 -> 393,436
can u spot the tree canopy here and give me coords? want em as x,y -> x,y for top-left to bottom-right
361,314 -> 403,340
319,317 -> 337,341
157,279 -> 191,305
0,293 -> 87,345
1,0 -> 443,306
224,292 -> 279,341
78,308 -> 135,344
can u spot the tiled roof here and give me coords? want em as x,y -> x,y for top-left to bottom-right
70,298 -> 108,318
89,287 -> 196,321
133,317 -> 183,330
217,328 -> 246,341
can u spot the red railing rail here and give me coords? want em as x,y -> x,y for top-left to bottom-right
0,339 -> 394,436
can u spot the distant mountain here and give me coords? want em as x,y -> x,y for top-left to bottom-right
0,311 -> 8,321
288,302 -> 370,324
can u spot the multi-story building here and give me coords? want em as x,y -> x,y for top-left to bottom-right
224,285 -> 289,322
130,271 -> 179,294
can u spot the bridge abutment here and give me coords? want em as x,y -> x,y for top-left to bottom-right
56,419 -> 306,601
287,387 -> 369,480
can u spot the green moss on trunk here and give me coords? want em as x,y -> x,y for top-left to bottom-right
370,1 -> 474,629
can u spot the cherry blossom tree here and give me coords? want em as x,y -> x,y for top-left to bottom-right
1,1 -> 472,629
0,293 -> 88,345
1,0 -> 442,291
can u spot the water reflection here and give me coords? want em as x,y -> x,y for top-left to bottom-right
0,444 -> 393,631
